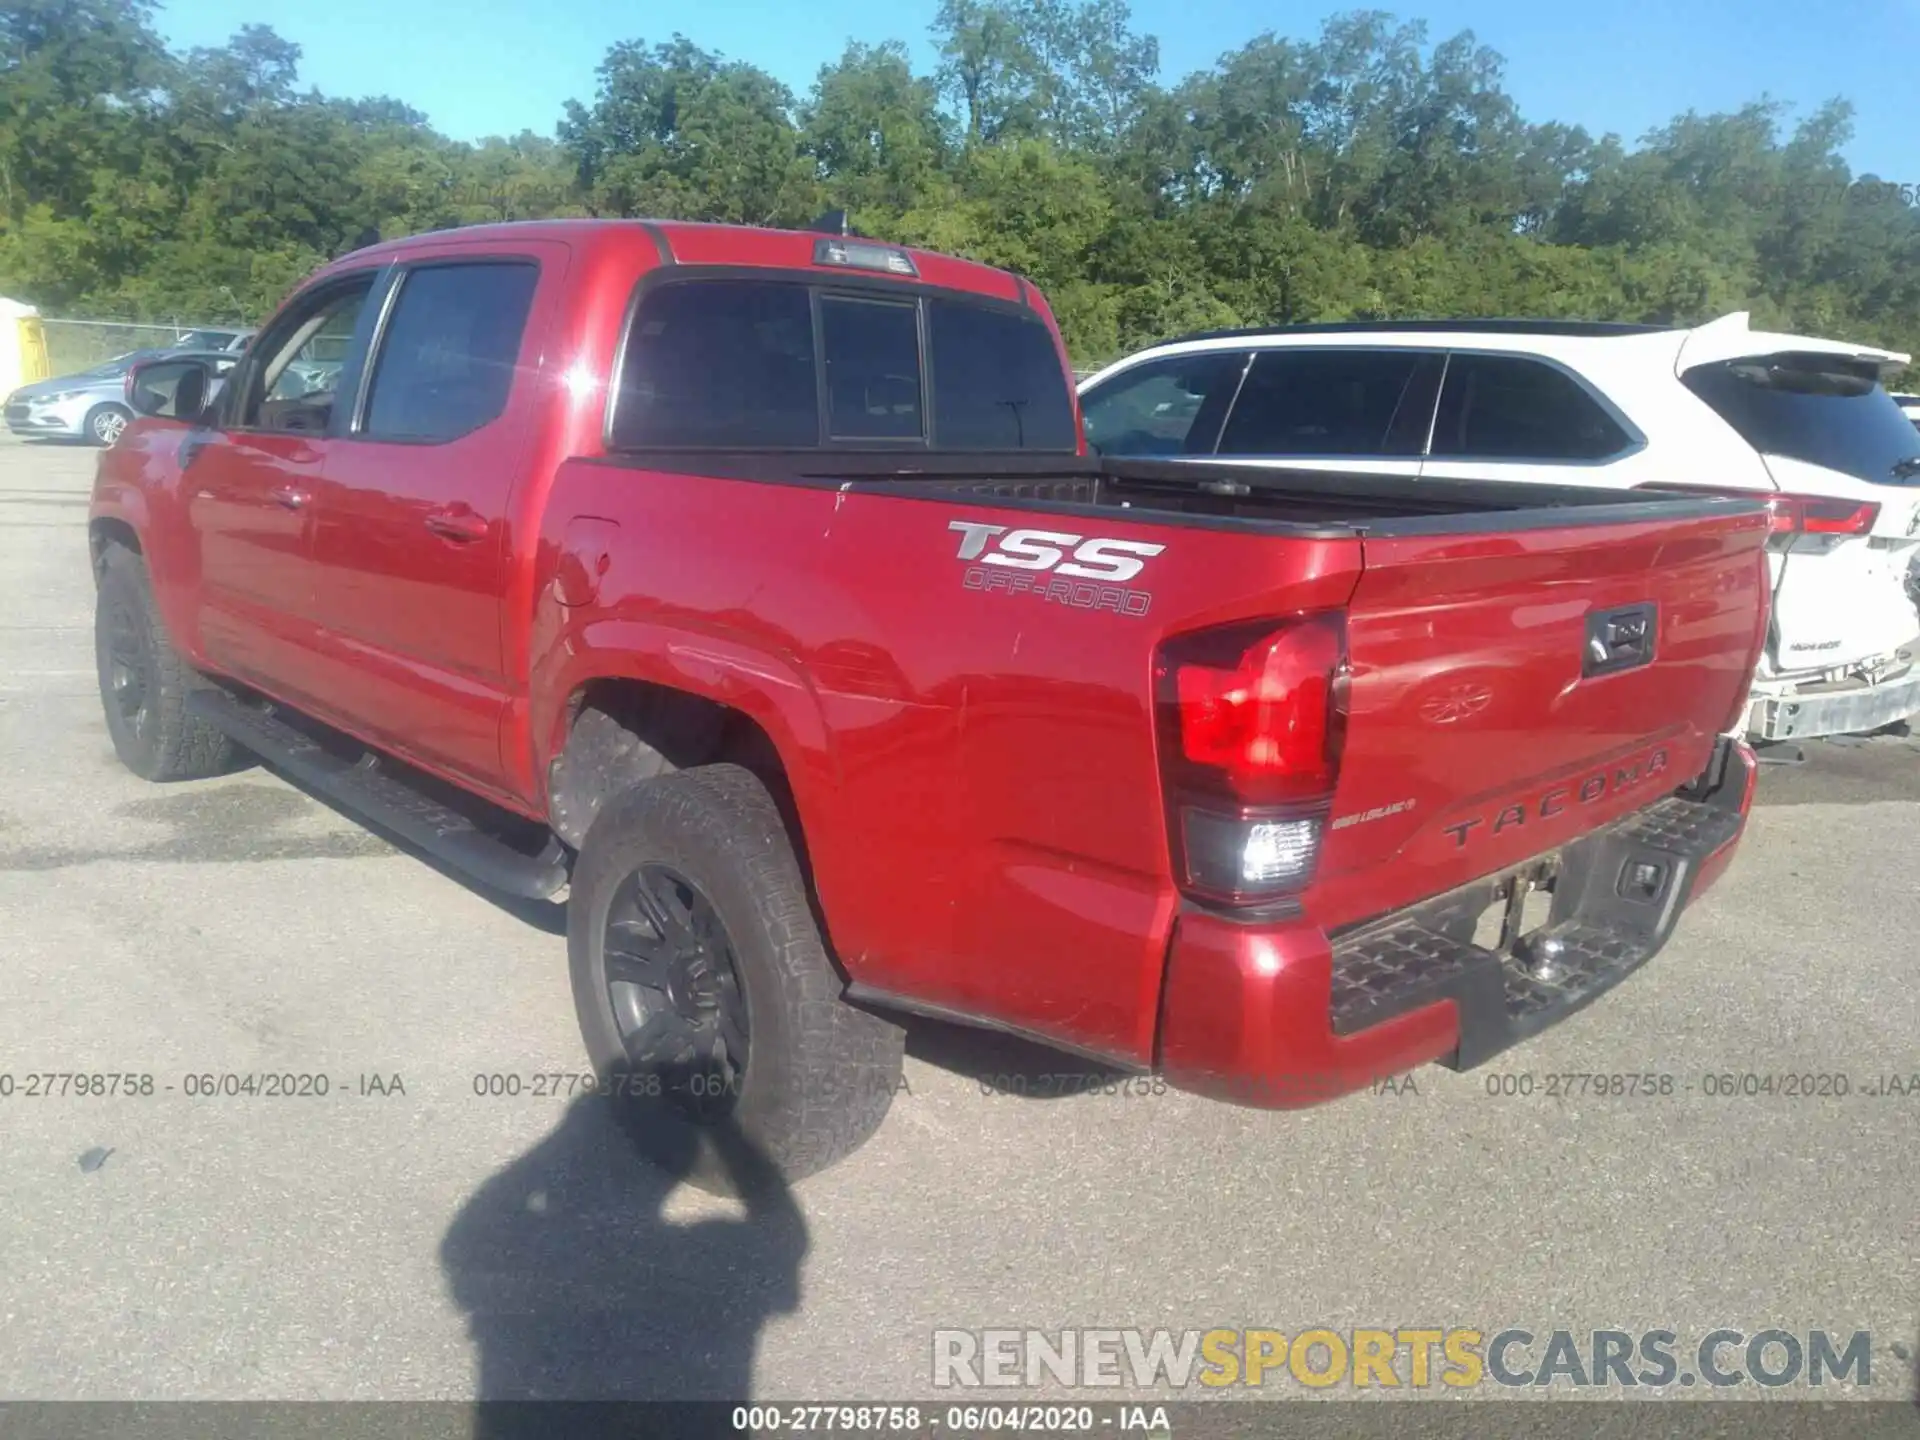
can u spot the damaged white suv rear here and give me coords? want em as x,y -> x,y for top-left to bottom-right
1078,313 -> 1920,743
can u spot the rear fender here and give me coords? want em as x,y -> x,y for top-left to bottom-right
531,620 -> 850,921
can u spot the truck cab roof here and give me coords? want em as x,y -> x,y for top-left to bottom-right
318,218 -> 1035,310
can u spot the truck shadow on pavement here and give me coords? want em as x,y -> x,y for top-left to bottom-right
439,1094 -> 806,1434
0,783 -> 396,871
242,757 -> 571,936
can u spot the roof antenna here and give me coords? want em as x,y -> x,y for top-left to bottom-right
809,209 -> 860,237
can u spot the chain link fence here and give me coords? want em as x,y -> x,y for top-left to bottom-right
37,318 -> 220,377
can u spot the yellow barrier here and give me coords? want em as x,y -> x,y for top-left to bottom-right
17,315 -> 49,382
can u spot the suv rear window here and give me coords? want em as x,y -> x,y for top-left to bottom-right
611,278 -> 1075,453
1683,358 -> 1920,485
1431,354 -> 1631,461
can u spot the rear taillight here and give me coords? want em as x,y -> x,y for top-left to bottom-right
1153,613 -> 1348,907
1782,495 -> 1880,535
1648,485 -> 1879,536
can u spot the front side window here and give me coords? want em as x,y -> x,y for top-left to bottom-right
239,277 -> 377,434
1081,352 -> 1246,457
1430,353 -> 1632,462
1217,349 -> 1442,458
361,262 -> 539,443
612,281 -> 819,449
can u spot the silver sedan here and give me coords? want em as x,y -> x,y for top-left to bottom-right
5,350 -> 237,445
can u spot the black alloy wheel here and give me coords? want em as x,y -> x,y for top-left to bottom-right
93,546 -> 238,782
602,862 -> 751,1119
102,592 -> 157,750
566,763 -> 907,1192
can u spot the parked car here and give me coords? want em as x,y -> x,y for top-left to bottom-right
165,326 -> 256,353
1080,315 -> 1920,743
92,220 -> 1768,1190
1894,392 -> 1920,433
5,350 -> 238,445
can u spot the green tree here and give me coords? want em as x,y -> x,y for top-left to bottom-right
0,1 -> 1913,378
801,41 -> 950,222
559,35 -> 818,225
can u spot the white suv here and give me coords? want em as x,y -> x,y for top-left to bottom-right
1078,313 -> 1920,742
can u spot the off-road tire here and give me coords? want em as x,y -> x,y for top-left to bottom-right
569,764 -> 905,1194
94,546 -> 237,781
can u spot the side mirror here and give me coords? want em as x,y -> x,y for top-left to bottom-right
125,357 -> 218,424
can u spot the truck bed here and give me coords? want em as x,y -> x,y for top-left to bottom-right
536,445 -> 1771,1070
608,451 -> 1765,535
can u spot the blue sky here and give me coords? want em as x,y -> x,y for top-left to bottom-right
154,0 -> 1916,178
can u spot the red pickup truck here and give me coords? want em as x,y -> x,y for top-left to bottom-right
91,219 -> 1770,1189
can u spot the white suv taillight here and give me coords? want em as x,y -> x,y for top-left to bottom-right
1773,494 -> 1881,535
1648,484 -> 1880,537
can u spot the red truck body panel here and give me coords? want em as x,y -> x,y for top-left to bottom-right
90,217 -> 1770,1099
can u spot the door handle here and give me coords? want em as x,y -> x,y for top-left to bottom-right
424,507 -> 489,543
271,486 -> 310,510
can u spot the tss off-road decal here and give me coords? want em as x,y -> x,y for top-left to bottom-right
948,520 -> 1164,616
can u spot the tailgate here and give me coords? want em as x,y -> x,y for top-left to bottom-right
1308,502 -> 1771,930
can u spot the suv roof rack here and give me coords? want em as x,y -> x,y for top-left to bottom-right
1160,318 -> 1677,346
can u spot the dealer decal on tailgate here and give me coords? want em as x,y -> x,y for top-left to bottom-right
948,519 -> 1164,616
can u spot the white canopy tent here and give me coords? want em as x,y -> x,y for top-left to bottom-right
0,296 -> 42,395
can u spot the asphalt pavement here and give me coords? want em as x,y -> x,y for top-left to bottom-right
1,433 -> 1915,1407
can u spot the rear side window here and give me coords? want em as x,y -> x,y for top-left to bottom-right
1081,353 -> 1246,457
1217,349 -> 1441,457
1430,354 -> 1631,461
927,300 -> 1077,451
362,262 -> 539,442
1683,359 -> 1920,484
613,281 -> 819,449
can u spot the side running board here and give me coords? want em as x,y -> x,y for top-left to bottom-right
187,689 -> 570,900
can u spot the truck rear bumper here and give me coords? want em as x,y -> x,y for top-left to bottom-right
1158,737 -> 1758,1107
